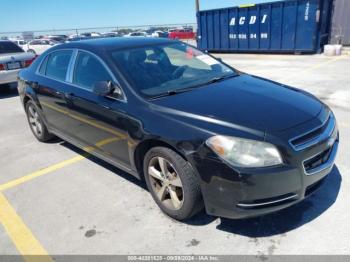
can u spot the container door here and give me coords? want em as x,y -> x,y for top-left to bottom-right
259,4 -> 271,50
270,2 -> 283,50
295,0 -> 319,51
199,12 -> 208,50
207,11 -> 215,50
220,9 -> 229,50
214,10 -> 221,50
248,6 -> 259,50
238,8 -> 249,50
282,1 -> 298,50
228,8 -> 239,50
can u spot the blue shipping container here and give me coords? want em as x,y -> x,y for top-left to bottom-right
197,0 -> 333,53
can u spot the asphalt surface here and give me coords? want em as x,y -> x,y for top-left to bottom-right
0,51 -> 349,257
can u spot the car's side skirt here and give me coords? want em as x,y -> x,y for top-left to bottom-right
49,128 -> 141,179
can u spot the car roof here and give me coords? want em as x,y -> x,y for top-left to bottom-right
55,37 -> 176,52
31,38 -> 51,41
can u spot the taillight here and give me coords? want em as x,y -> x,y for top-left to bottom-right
23,56 -> 36,68
0,64 -> 5,71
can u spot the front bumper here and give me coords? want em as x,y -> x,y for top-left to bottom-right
0,69 -> 20,85
194,116 -> 339,219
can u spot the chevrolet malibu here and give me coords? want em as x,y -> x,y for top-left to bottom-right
17,38 -> 339,220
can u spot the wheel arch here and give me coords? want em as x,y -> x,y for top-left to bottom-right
133,139 -> 189,181
23,95 -> 31,106
23,93 -> 40,109
22,86 -> 41,109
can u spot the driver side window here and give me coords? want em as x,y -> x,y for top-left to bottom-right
73,52 -> 112,91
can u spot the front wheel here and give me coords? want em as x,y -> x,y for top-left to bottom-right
144,147 -> 203,220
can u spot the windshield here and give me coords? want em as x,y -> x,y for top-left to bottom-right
0,41 -> 24,54
111,42 -> 236,98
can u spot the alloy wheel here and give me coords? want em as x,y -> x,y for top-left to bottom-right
148,157 -> 184,210
28,104 -> 43,137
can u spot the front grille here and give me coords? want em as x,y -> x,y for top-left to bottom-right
289,113 -> 335,151
303,147 -> 332,173
291,117 -> 329,147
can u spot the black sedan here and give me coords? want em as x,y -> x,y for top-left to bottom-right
17,38 -> 339,220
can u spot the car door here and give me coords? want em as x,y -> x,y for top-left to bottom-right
28,40 -> 38,53
35,50 -> 75,136
38,40 -> 50,54
65,50 -> 131,168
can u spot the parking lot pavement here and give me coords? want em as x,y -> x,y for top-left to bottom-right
0,52 -> 350,258
0,225 -> 19,255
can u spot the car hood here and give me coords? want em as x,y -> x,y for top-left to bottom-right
0,52 -> 35,62
150,74 -> 322,133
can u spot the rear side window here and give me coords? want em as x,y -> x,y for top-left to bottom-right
38,56 -> 49,75
29,40 -> 40,45
73,52 -> 111,90
0,41 -> 24,54
45,50 -> 72,81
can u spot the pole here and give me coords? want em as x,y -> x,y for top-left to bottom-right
195,0 -> 200,12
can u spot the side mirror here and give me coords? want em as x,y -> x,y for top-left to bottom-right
93,81 -> 123,98
93,81 -> 114,96
112,85 -> 123,98
217,57 -> 223,62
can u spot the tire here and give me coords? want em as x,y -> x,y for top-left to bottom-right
143,147 -> 203,220
25,100 -> 54,142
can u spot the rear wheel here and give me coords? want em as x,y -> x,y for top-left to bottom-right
25,100 -> 54,142
144,147 -> 203,220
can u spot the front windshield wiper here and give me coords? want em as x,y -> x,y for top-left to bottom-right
149,89 -> 192,99
205,73 -> 239,84
148,73 -> 239,100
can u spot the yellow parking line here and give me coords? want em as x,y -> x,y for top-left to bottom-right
0,155 -> 87,192
0,136 -> 123,192
0,136 -> 123,261
280,54 -> 347,82
302,55 -> 346,73
0,193 -> 53,262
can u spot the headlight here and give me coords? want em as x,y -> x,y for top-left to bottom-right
206,135 -> 283,168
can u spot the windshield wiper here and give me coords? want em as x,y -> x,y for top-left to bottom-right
149,74 -> 239,100
174,73 -> 238,92
149,89 -> 192,99
205,73 -> 238,84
